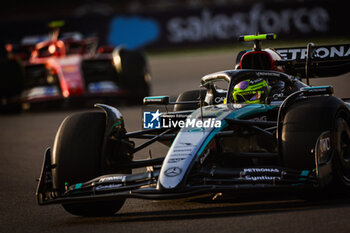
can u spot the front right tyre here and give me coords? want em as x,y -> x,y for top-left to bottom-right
281,96 -> 350,190
333,110 -> 350,187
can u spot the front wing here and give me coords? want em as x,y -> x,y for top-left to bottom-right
36,147 -> 332,205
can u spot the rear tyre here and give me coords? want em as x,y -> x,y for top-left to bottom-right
119,49 -> 150,103
0,59 -> 24,114
52,111 -> 125,216
173,89 -> 206,111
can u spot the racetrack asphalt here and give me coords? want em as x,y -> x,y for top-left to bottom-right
1,50 -> 350,233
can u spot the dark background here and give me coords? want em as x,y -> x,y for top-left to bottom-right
0,0 -> 347,50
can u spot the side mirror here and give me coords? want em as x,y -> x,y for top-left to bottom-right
143,96 -> 170,105
301,86 -> 333,96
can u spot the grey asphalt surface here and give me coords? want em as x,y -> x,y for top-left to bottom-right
1,51 -> 350,233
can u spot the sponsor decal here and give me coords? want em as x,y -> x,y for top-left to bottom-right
25,86 -> 59,99
316,131 -> 332,164
215,96 -> 226,104
319,137 -> 331,153
232,104 -> 243,108
99,175 -> 126,183
243,168 -> 280,173
170,153 -> 191,157
62,65 -> 78,73
96,184 -> 123,191
256,72 -> 280,77
164,167 -> 182,177
108,16 -> 160,49
199,148 -> 210,164
168,158 -> 186,163
88,81 -> 119,93
249,116 -> 267,121
277,45 -> 350,61
308,88 -> 327,93
173,149 -> 193,152
249,78 -> 264,84
272,92 -> 284,99
244,176 -> 281,181
167,4 -> 329,43
179,142 -> 193,146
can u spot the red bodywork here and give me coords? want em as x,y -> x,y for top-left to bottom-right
239,48 -> 285,72
21,37 -> 134,105
25,40 -> 85,101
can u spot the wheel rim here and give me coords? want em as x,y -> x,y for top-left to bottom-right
340,132 -> 350,162
336,117 -> 350,183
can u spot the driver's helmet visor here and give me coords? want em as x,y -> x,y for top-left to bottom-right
232,79 -> 268,104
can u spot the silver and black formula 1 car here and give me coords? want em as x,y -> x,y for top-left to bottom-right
36,34 -> 350,216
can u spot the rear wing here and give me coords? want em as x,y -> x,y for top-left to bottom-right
275,44 -> 350,78
236,44 -> 350,78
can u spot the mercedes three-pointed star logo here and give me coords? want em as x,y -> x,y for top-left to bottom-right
164,167 -> 182,177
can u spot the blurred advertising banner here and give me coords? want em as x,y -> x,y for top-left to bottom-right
116,1 -> 345,49
1,1 -> 347,50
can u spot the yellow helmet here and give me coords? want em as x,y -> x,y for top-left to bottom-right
232,79 -> 268,104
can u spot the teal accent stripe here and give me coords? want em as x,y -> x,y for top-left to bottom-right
298,170 -> 310,181
108,120 -> 122,135
303,86 -> 331,90
144,96 -> 168,99
292,183 -> 304,186
300,170 -> 310,177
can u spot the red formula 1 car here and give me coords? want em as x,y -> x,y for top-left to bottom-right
21,32 -> 150,109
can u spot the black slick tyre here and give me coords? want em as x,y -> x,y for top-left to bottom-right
119,49 -> 150,103
52,111 -> 125,216
332,109 -> 350,188
281,96 -> 345,170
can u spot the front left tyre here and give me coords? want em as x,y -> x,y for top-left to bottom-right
52,111 -> 125,216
